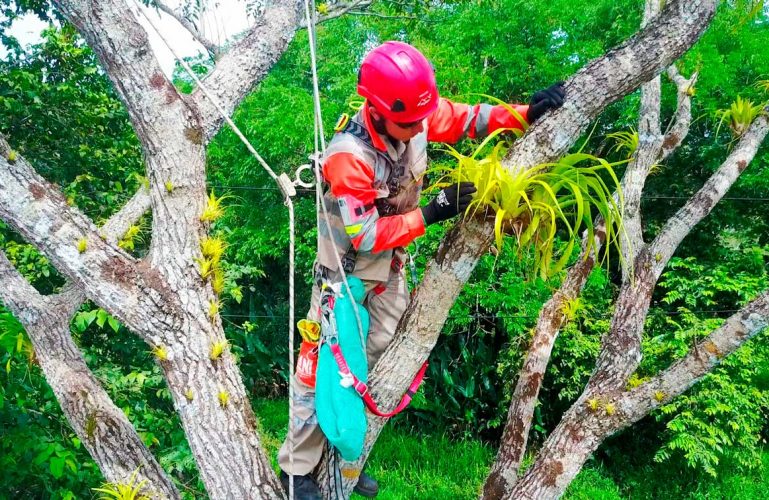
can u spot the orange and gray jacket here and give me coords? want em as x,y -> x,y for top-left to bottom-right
317,98 -> 528,282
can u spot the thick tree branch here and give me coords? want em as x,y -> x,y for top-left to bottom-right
619,0 -> 663,278
510,290 -> 769,499
56,0 -> 210,280
619,74 -> 662,276
54,0 -> 191,151
0,142 -> 181,345
0,252 -> 179,499
650,109 -> 769,279
100,187 -> 152,245
623,291 -> 769,419
192,0 -> 302,141
501,0 -> 717,170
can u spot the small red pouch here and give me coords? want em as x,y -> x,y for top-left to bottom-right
296,340 -> 319,388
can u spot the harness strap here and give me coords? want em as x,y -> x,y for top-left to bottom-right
328,343 -> 428,418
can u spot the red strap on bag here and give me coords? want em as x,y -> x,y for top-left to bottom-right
329,343 -> 428,418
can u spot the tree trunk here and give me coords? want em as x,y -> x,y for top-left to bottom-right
0,253 -> 179,498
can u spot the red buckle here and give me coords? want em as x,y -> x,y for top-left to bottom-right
391,257 -> 403,273
373,283 -> 386,295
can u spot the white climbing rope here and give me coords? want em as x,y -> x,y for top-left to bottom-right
303,0 -> 367,353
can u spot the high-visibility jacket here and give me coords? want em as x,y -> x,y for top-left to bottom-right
317,98 -> 528,282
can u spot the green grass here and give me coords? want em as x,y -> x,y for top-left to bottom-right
254,399 -> 493,499
569,451 -> 769,500
254,399 -> 769,499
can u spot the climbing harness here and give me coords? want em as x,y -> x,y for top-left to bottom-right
135,1 -> 430,497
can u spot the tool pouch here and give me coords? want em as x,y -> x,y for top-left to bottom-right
296,340 -> 319,388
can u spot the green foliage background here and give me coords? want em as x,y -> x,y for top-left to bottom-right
1,0 -> 769,498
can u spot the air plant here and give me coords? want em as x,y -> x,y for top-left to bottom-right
429,125 -> 625,279
200,236 -> 226,264
210,340 -> 227,361
195,257 -> 216,280
200,191 -> 230,223
211,269 -> 226,295
77,238 -> 88,254
560,296 -> 583,322
92,469 -> 150,500
208,300 -> 220,320
715,96 -> 766,138
151,345 -> 168,361
118,221 -> 147,252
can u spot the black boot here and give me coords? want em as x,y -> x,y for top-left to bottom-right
280,470 -> 322,500
353,470 -> 379,498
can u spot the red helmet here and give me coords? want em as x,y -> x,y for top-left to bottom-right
357,41 -> 439,123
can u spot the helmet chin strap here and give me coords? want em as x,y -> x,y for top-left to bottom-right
367,105 -> 388,135
368,105 -> 413,144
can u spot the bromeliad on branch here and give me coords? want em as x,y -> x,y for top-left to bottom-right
429,125 -> 626,279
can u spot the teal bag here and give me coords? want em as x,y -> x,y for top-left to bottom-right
316,276 -> 370,461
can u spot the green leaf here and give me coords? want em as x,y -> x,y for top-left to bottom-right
96,308 -> 108,328
49,456 -> 65,478
33,445 -> 55,466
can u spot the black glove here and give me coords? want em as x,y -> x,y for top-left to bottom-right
528,82 -> 566,123
421,182 -> 477,225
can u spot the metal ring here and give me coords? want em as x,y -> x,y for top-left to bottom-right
294,164 -> 315,189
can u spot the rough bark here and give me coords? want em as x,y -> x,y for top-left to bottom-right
661,66 -> 698,161
0,252 -> 180,498
0,140 -> 179,342
510,291 -> 769,500
319,1 -> 720,496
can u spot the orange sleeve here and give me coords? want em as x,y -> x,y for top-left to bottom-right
426,98 -> 529,144
323,152 -> 425,253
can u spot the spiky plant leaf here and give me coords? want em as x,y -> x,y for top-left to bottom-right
716,96 -> 765,137
92,470 -> 149,500
200,191 -> 231,222
429,139 -> 626,279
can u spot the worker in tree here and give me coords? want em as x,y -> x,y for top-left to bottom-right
278,41 -> 565,499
